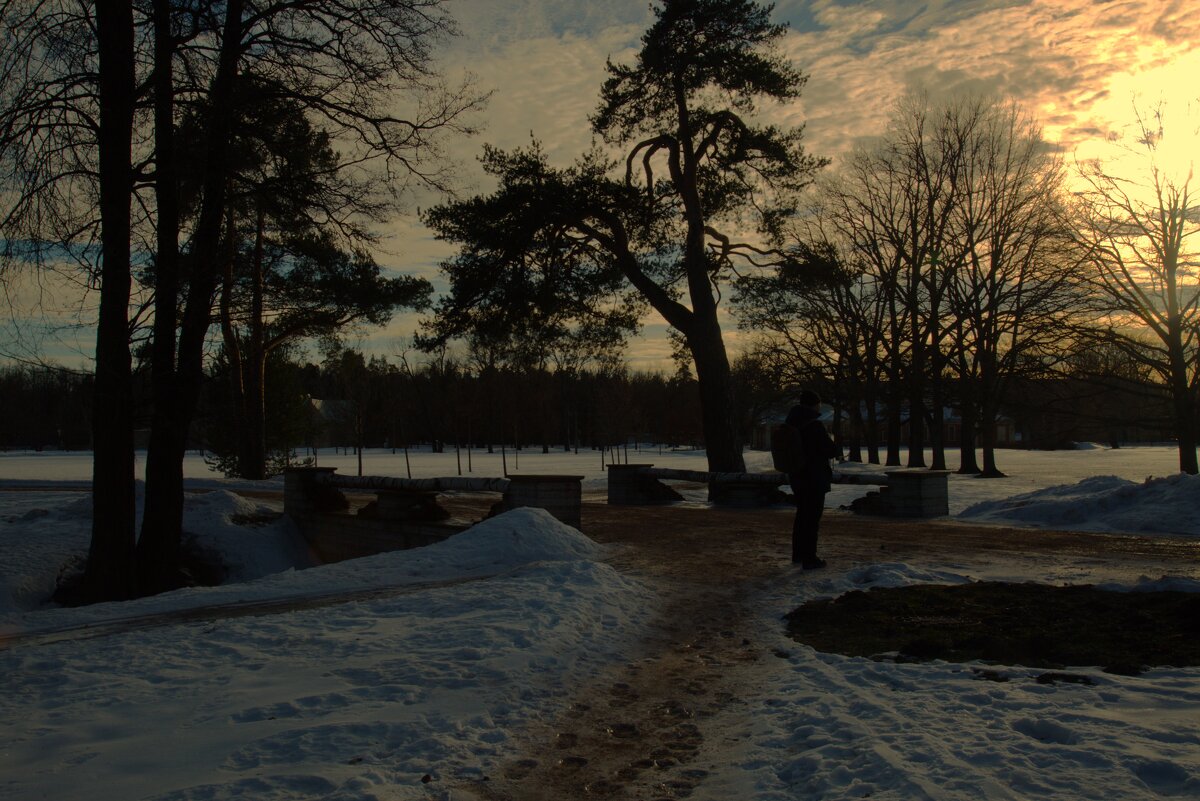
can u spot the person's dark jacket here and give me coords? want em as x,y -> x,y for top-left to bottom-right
785,404 -> 838,493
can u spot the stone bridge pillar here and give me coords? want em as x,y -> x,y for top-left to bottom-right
283,466 -> 340,516
502,474 -> 584,530
606,464 -> 685,505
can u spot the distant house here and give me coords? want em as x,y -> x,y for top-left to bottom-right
750,401 -> 834,451
899,408 -> 1020,449
1003,377 -> 1175,448
750,400 -> 1018,452
306,397 -> 358,449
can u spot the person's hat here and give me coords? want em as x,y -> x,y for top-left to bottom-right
799,389 -> 821,407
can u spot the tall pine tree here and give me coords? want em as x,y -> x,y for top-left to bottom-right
425,0 -> 824,471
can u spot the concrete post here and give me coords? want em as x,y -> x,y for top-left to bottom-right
502,474 -> 584,530
883,469 -> 951,517
283,466 -> 339,516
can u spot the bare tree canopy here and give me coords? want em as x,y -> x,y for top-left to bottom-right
736,93 -> 1083,475
1071,103 -> 1200,474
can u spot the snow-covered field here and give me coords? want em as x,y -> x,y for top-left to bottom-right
1,445 -> 1198,800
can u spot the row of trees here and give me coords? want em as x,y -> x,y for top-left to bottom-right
731,94 -> 1198,477
5,339 -> 1178,460
0,0 -> 483,599
6,340 -> 1179,462
199,347 -> 709,468
0,365 -> 93,450
419,0 -> 1197,480
735,96 -> 1085,476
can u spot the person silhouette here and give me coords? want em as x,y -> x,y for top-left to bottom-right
785,389 -> 838,568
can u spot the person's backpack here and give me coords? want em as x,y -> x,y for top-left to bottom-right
770,422 -> 805,473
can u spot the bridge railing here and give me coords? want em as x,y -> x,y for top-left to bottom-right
606,463 -> 788,507
607,463 -> 949,516
285,467 -> 584,530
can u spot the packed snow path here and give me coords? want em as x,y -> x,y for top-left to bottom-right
463,501 -> 1200,801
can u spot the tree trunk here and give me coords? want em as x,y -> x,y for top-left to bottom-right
1168,345 -> 1199,474
978,396 -> 1006,477
957,391 -> 981,474
846,395 -> 863,462
885,380 -> 903,466
218,211 -> 251,478
357,415 -> 364,476
687,315 -> 745,473
136,0 -> 186,594
138,0 -> 245,591
864,377 -> 881,465
84,0 -> 137,602
976,349 -> 1006,477
928,360 -> 947,470
906,390 -> 927,467
906,263 -> 927,468
244,203 -> 268,479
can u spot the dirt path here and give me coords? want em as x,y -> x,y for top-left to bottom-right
461,500 -> 1200,800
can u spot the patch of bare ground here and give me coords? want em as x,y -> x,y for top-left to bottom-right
787,582 -> 1200,677
458,494 -> 1200,801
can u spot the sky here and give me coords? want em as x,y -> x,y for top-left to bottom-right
3,0 -> 1198,370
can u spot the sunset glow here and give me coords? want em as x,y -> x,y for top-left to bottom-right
1076,49 -> 1200,188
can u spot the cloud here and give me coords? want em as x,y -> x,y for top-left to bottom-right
440,1 -> 649,162
15,1 -> 1193,374
0,268 -> 101,366
379,0 -> 1200,370
775,0 -> 1200,163
448,0 -> 650,47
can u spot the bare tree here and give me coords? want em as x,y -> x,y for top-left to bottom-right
88,0 -> 139,599
741,94 -> 1083,474
0,1 -> 142,599
1,0 -> 484,598
946,101 -> 1082,476
1072,105 -> 1200,474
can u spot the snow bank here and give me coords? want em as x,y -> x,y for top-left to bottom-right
0,489 -> 606,630
3,449 -> 1200,800
0,511 -> 655,801
841,561 -> 974,589
0,485 -> 311,619
0,491 -> 97,616
400,505 -> 606,574
182,490 -> 314,582
1097,575 -> 1200,594
957,473 -> 1200,537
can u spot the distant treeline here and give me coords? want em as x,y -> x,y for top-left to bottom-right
0,355 -> 714,455
0,365 -> 93,450
198,349 -> 714,464
1,352 -> 1179,462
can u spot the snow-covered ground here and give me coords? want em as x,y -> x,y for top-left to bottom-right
1,445 -> 1198,800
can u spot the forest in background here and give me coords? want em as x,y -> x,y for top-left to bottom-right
1,344 -> 1178,466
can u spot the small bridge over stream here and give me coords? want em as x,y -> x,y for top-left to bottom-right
283,464 -> 949,562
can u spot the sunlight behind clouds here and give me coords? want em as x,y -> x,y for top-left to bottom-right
780,0 -> 1200,164
1077,50 -> 1200,187
377,0 -> 1200,371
